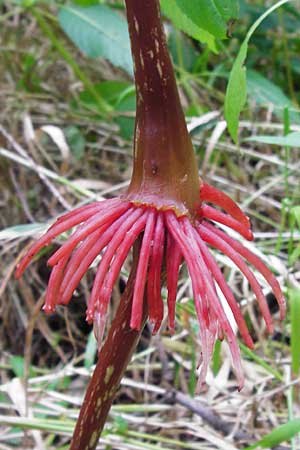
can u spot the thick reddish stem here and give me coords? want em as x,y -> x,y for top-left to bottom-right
70,259 -> 147,450
124,0 -> 200,216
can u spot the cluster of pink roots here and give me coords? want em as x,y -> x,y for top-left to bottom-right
16,183 -> 285,388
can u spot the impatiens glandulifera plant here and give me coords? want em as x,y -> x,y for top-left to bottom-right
16,1 -> 286,448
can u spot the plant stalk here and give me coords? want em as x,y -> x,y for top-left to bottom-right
124,0 -> 200,217
70,2 -> 198,447
70,260 -> 147,450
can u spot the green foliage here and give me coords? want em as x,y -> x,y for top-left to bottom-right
290,288 -> 300,376
162,0 -> 238,41
0,223 -> 46,240
290,207 -> 300,264
246,131 -> 300,147
64,126 -> 86,160
225,0 -> 291,143
115,93 -> 136,140
80,81 -> 134,107
78,80 -> 136,139
212,339 -> 222,375
111,416 -> 129,435
17,53 -> 41,92
247,70 -> 299,123
245,418 -> 300,449
214,0 -> 239,22
58,4 -> 133,75
224,38 -> 247,143
160,0 -> 217,51
9,356 -> 36,378
240,343 -> 283,382
71,0 -> 99,5
84,331 -> 98,369
168,29 -> 198,72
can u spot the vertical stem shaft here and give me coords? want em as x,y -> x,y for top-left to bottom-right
126,0 -> 186,124
124,0 -> 200,216
70,265 -> 147,450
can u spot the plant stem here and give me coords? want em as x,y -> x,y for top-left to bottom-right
70,259 -> 147,450
124,0 -> 200,217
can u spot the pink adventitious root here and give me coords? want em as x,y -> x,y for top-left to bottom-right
16,183 -> 285,389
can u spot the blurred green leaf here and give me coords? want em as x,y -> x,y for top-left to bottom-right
292,206 -> 300,229
212,339 -> 222,375
290,206 -> 300,264
10,356 -> 26,378
161,0 -> 217,51
0,223 -> 46,240
78,81 -> 136,139
17,53 -> 41,92
240,343 -> 283,381
112,416 -> 129,435
64,126 -> 86,160
188,340 -> 197,396
246,131 -> 300,147
244,418 -> 300,449
214,0 -> 239,22
79,81 -> 134,108
225,0 -> 291,143
162,0 -> 238,41
115,92 -> 136,140
290,289 -> 300,375
10,356 -> 35,378
247,70 -> 299,122
224,39 -> 247,143
58,4 -> 133,75
84,331 -> 97,369
71,0 -> 99,5
168,29 -> 198,71
291,242 -> 300,263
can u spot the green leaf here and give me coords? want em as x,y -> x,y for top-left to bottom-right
290,289 -> 300,375
160,0 -> 217,51
58,4 -> 133,75
240,343 -> 283,381
10,356 -> 26,378
79,81 -> 134,108
291,243 -> 300,264
214,0 -> 239,23
84,331 -> 97,369
172,0 -> 238,39
188,341 -> 197,395
78,81 -> 136,139
245,131 -> 300,147
10,356 -> 35,378
115,93 -> 136,140
0,223 -> 46,240
64,126 -> 86,160
71,0 -> 98,5
224,40 -> 247,143
212,339 -> 222,375
112,416 -> 129,435
290,206 -> 300,264
247,70 -> 299,123
244,418 -> 300,449
225,0 -> 291,143
292,206 -> 300,229
168,29 -> 198,71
